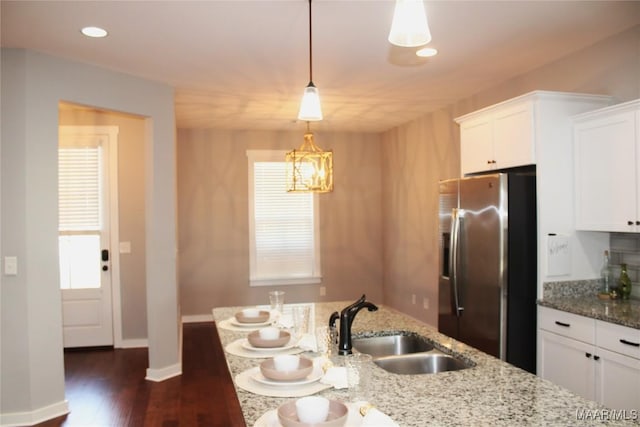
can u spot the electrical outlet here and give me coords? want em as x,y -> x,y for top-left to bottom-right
320,286 -> 326,296
411,294 -> 416,305
423,297 -> 429,310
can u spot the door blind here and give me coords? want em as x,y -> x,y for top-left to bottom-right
58,145 -> 102,231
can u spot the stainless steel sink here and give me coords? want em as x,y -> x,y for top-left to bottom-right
352,333 -> 434,357
373,353 -> 470,375
352,331 -> 472,375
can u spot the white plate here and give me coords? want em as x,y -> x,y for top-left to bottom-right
253,403 -> 367,427
230,317 -> 272,327
252,366 -> 323,387
241,338 -> 297,352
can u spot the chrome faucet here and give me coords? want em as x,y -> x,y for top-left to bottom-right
337,294 -> 378,355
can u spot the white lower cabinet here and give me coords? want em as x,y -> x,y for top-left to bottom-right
597,347 -> 640,410
538,306 -> 640,410
539,329 -> 595,400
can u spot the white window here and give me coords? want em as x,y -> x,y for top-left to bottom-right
247,150 -> 321,286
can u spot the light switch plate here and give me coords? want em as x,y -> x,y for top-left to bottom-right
4,256 -> 17,276
119,241 -> 132,254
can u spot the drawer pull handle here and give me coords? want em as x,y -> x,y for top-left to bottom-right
555,321 -> 570,327
620,339 -> 640,347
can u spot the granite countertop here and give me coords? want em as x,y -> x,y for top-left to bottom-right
538,296 -> 640,329
538,280 -> 640,329
213,301 -> 635,426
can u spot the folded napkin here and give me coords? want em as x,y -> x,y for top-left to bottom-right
296,333 -> 317,352
320,366 -> 349,389
278,313 -> 294,329
362,407 -> 399,427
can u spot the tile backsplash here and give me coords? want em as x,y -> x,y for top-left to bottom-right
610,233 -> 640,298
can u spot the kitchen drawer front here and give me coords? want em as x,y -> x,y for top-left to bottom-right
597,320 -> 640,360
539,306 -> 595,343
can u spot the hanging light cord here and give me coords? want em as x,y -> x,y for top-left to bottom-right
308,0 -> 313,84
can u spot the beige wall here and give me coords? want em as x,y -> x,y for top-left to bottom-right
177,129 -> 383,314
59,106 -> 148,340
176,26 -> 639,325
380,25 -> 640,327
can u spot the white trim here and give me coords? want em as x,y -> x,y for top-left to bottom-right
182,314 -> 213,323
0,400 -> 69,427
249,276 -> 322,287
118,338 -> 149,348
145,363 -> 182,382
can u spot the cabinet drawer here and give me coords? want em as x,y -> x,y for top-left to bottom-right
597,320 -> 640,360
539,306 -> 595,343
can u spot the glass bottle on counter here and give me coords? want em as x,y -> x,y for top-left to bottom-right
600,250 -> 613,297
619,263 -> 632,300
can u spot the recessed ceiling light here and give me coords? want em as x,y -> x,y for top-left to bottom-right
81,26 -> 108,38
416,47 -> 438,58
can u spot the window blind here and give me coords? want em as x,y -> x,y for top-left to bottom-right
247,150 -> 321,286
58,146 -> 102,231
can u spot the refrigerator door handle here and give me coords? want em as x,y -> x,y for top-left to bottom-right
450,208 -> 464,316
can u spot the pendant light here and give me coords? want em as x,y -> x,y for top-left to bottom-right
286,122 -> 333,193
286,0 -> 333,193
297,0 -> 322,121
388,0 -> 432,47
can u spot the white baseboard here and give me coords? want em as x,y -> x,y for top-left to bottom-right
118,338 -> 149,348
145,362 -> 182,382
0,400 -> 69,427
181,314 -> 213,323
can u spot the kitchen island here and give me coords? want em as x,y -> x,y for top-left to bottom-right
213,301 -> 636,426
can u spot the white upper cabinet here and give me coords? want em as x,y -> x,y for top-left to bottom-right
573,99 -> 640,232
457,99 -> 534,175
456,91 -> 611,176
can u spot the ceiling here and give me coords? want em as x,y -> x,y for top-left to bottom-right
2,1 -> 639,133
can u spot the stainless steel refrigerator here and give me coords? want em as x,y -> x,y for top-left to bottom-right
438,171 -> 537,374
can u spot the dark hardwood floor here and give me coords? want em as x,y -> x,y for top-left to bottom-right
36,323 -> 245,427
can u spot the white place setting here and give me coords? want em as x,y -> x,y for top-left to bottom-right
217,307 -> 276,332
234,355 -> 332,398
252,399 -> 399,427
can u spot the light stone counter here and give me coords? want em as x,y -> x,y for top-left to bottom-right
213,302 -> 637,426
539,280 -> 640,329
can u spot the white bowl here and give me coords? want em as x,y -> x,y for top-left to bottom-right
242,308 -> 260,317
273,354 -> 300,372
259,326 -> 280,340
277,399 -> 348,427
296,396 -> 330,424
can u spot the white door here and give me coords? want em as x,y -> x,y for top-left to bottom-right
59,126 -> 118,348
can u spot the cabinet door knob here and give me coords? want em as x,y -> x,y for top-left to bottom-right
585,353 -> 592,359
628,221 -> 634,226
636,221 -> 640,226
594,355 -> 600,361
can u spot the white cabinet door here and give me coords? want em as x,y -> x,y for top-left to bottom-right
596,347 -> 640,411
460,117 -> 493,175
574,110 -> 638,232
493,103 -> 534,170
539,330 -> 596,401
